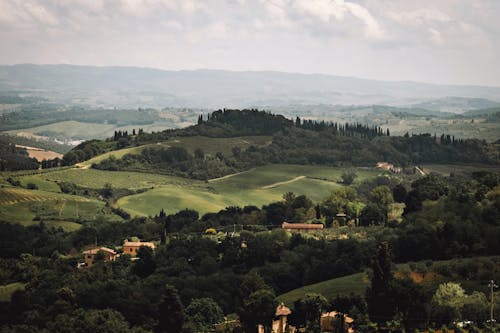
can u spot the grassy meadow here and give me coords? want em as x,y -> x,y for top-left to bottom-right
277,273 -> 369,306
1,163 -> 384,223
117,164 -> 383,216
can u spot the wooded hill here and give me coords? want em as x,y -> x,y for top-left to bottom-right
57,109 -> 500,180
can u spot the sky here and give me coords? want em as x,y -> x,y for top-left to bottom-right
0,0 -> 499,86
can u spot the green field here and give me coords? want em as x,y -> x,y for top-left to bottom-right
277,273 -> 369,306
0,187 -> 115,226
4,120 -> 115,141
422,163 -> 500,175
2,162 -> 384,224
0,282 -> 25,302
18,168 -> 194,190
117,164 -> 383,216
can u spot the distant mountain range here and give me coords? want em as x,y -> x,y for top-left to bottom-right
1,64 -> 500,110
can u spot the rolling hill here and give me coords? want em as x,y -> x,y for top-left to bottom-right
2,64 -> 500,108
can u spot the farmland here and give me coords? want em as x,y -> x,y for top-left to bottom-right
0,163 -> 384,222
116,164 -> 383,216
0,187 -> 117,227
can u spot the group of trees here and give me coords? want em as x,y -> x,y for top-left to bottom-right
0,138 -> 39,171
295,116 -> 390,139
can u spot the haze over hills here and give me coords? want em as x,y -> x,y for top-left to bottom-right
1,64 -> 500,110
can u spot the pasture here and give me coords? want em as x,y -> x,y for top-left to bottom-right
117,164 -> 383,216
3,162 -> 385,225
277,273 -> 369,306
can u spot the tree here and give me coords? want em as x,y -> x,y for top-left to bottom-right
157,285 -> 184,333
359,203 -> 386,226
432,282 -> 466,308
392,184 -> 407,203
132,246 -> 156,278
238,289 -> 278,333
366,242 -> 395,325
47,308 -> 135,333
341,170 -> 357,185
370,186 -> 394,208
185,298 -> 224,331
289,293 -> 328,333
194,148 -> 205,160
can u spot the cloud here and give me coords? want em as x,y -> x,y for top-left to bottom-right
292,0 -> 386,40
0,0 -> 499,85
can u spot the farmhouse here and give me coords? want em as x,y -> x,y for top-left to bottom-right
321,311 -> 354,333
82,247 -> 118,267
282,222 -> 324,233
376,162 -> 402,174
123,239 -> 156,258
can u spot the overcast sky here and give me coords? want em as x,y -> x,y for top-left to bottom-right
0,0 -> 499,86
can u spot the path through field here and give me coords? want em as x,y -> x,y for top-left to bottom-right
208,169 -> 255,183
260,175 -> 306,189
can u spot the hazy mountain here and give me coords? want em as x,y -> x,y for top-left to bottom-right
408,97 -> 500,113
1,64 -> 500,109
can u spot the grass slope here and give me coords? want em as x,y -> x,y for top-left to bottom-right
117,165 -> 382,216
79,135 -> 272,167
278,273 -> 369,306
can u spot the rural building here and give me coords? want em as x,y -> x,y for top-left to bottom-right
282,222 -> 324,233
321,311 -> 354,333
334,213 -> 348,226
82,247 -> 118,267
123,239 -> 156,258
273,303 -> 292,333
376,162 -> 402,174
258,303 -> 295,333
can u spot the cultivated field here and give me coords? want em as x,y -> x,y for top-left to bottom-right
0,187 -> 114,227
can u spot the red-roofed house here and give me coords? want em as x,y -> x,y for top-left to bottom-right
82,247 -> 118,267
123,239 -> 156,258
282,222 -> 324,233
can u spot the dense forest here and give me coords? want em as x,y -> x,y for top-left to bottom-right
0,170 -> 499,332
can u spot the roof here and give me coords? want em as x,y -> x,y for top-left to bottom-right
123,241 -> 156,248
83,247 -> 117,255
275,303 -> 292,316
322,311 -> 354,324
282,222 -> 324,230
